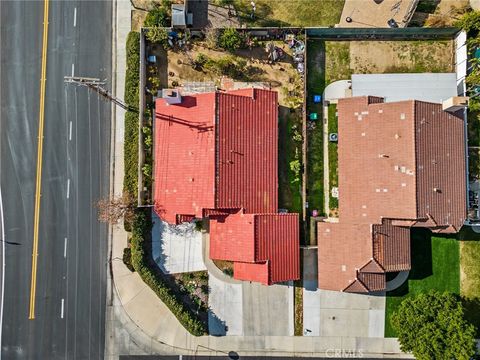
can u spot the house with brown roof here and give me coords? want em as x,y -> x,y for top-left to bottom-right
317,96 -> 467,293
154,88 -> 300,285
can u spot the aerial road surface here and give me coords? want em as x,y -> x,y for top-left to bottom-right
0,1 -> 112,358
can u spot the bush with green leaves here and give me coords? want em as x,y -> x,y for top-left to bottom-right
204,55 -> 249,80
193,53 -> 209,69
146,27 -> 168,47
290,160 -> 301,184
124,32 -> 140,204
130,210 -> 207,336
123,247 -> 135,272
144,4 -> 170,27
218,28 -> 244,52
391,291 -> 477,360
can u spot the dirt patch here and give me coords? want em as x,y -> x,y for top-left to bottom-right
212,260 -> 234,277
132,9 -> 148,31
349,40 -> 454,74
422,0 -> 470,27
167,42 -> 301,107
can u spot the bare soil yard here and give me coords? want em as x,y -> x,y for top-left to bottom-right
167,42 -> 299,107
349,40 -> 454,74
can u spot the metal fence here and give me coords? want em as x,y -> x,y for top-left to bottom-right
305,27 -> 460,40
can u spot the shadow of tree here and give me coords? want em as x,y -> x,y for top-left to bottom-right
208,309 -> 228,336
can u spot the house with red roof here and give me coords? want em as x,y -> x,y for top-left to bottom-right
317,96 -> 467,293
154,88 -> 299,285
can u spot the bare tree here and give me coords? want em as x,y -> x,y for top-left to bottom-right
97,193 -> 136,224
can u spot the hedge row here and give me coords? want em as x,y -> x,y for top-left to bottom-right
124,31 -> 140,200
130,210 -> 207,336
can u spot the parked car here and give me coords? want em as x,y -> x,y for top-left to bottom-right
387,18 -> 398,28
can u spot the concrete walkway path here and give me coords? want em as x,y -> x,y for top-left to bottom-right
386,271 -> 409,292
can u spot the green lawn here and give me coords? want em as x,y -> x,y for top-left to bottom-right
385,230 -> 460,337
278,111 -> 303,214
327,104 -> 338,211
460,239 -> 480,336
306,40 -> 325,223
230,0 -> 345,27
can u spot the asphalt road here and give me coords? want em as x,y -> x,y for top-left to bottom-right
0,1 -> 112,359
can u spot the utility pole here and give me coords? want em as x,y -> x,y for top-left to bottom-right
64,76 -> 134,111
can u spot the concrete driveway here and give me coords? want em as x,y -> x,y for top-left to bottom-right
151,213 -> 206,274
303,249 -> 385,337
209,274 -> 294,336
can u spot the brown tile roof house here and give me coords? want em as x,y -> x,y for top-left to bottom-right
318,96 -> 467,293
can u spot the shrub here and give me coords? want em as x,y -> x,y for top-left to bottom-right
218,27 -> 244,52
124,32 -> 140,205
290,160 -> 301,184
146,27 -> 168,47
144,4 -> 170,27
193,53 -> 209,69
204,55 -> 249,80
123,247 -> 135,272
142,163 -> 152,178
130,210 -> 207,336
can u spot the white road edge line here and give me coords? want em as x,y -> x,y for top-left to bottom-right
71,63 -> 75,77
61,298 -> 64,319
69,121 -> 72,141
0,188 -> 5,360
64,237 -> 67,258
73,7 -> 77,27
66,179 -> 70,199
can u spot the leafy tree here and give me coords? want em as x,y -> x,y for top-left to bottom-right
218,27 -> 244,52
391,291 -> 477,360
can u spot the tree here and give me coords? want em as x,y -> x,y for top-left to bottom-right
391,291 -> 477,360
97,193 -> 136,224
218,27 -> 244,52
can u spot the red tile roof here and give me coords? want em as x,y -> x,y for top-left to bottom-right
209,211 -> 256,263
373,220 -> 410,272
414,101 -> 467,232
216,89 -> 278,213
210,211 -> 299,285
318,96 -> 466,292
154,89 -> 279,223
154,93 -> 216,223
154,88 -> 299,285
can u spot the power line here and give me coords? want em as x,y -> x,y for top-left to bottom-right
64,76 -> 134,111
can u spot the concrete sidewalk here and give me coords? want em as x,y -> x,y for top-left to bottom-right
104,1 -> 410,358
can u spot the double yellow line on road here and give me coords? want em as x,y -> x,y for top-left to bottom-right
29,0 -> 49,320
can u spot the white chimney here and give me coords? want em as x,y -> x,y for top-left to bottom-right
162,89 -> 182,105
